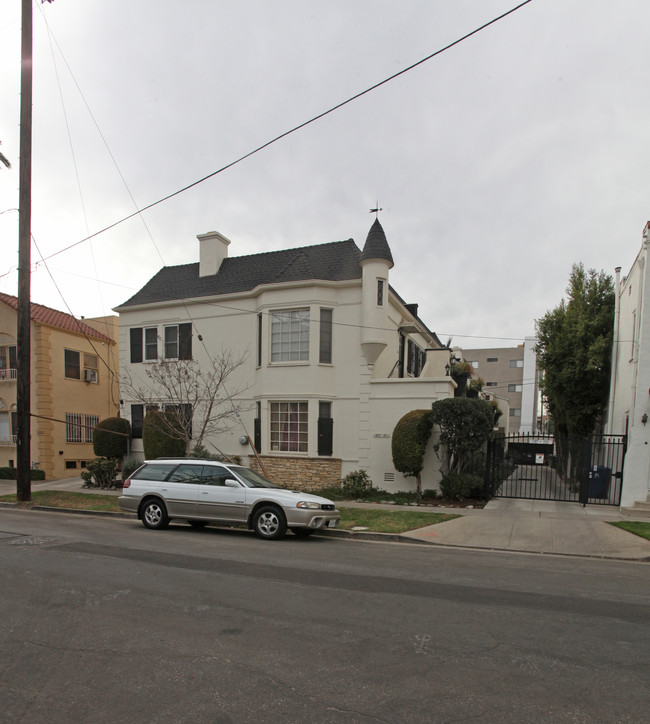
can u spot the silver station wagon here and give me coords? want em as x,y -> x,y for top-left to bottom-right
118,459 -> 341,540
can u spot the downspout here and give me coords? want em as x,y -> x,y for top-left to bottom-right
606,266 -> 621,432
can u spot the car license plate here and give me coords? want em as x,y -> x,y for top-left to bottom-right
327,519 -> 339,528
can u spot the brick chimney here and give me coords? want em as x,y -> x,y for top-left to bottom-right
198,230 -> 231,277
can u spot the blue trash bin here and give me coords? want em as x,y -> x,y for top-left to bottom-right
588,466 -> 611,499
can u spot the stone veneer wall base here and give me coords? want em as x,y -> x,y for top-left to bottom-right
248,456 -> 342,491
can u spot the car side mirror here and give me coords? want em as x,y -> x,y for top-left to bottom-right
225,479 -> 240,488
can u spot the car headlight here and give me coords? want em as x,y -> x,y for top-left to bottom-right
296,501 -> 321,509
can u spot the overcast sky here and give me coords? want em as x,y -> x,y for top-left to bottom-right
1,0 -> 649,349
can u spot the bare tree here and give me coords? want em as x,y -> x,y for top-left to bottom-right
121,349 -> 250,453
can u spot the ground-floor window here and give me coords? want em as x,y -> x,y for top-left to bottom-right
270,401 -> 308,453
65,413 -> 100,443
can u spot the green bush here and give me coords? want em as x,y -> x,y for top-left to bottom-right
391,409 -> 434,503
142,410 -> 187,459
0,467 -> 45,480
93,416 -> 131,458
80,457 -> 119,489
340,470 -> 376,498
440,472 -> 484,500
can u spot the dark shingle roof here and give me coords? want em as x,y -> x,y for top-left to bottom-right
116,239 -> 363,309
359,219 -> 394,267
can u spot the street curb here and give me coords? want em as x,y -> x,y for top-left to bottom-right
2,503 -> 649,561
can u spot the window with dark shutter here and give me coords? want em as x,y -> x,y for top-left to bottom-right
130,328 -> 143,363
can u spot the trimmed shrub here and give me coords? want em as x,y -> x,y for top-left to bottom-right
93,416 -> 131,458
392,409 -> 434,503
0,467 -> 45,480
142,410 -> 186,459
440,472 -> 483,500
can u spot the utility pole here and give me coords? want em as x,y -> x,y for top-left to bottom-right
16,0 -> 33,502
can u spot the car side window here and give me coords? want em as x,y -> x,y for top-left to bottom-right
133,463 -> 175,481
167,464 -> 203,484
200,466 -> 230,486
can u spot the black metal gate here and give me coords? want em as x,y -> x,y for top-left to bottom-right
484,433 -> 626,506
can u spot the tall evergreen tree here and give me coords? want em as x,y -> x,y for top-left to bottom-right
536,263 -> 614,437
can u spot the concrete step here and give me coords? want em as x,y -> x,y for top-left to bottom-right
620,500 -> 650,520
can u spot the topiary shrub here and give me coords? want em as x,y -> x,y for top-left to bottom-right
340,470 -> 375,498
142,410 -> 187,459
391,409 -> 434,503
93,416 -> 131,459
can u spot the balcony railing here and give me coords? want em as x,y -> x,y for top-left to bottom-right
0,368 -> 17,382
0,435 -> 17,447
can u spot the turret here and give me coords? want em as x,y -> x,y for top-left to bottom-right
360,219 -> 394,365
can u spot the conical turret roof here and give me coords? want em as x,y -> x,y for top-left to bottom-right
359,218 -> 394,268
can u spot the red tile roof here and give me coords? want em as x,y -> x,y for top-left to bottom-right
0,292 -> 115,343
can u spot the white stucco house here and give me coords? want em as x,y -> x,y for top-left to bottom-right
115,219 -> 456,493
606,221 -> 650,510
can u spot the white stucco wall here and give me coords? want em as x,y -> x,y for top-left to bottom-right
607,225 -> 650,507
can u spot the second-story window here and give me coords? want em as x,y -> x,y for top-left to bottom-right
319,308 -> 332,364
65,349 -> 81,379
0,345 -> 17,380
164,323 -> 192,360
271,309 -> 309,362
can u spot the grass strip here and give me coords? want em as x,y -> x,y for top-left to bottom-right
0,492 -> 460,533
609,521 -> 650,541
338,507 -> 459,533
0,490 -> 121,513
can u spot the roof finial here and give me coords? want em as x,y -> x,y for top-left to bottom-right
369,202 -> 382,219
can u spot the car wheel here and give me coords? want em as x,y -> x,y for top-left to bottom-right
291,528 -> 314,537
253,506 -> 287,540
141,499 -> 170,530
188,520 -> 208,529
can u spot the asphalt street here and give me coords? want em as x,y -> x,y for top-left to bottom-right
0,508 -> 648,723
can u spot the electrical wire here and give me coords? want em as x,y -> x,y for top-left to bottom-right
39,0 -> 536,264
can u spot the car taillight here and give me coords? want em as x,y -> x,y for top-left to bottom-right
123,478 -> 131,489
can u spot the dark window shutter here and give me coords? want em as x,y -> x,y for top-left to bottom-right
398,333 -> 405,378
179,323 -> 192,360
130,328 -> 143,363
131,404 -> 144,438
254,416 -> 261,453
318,417 -> 333,456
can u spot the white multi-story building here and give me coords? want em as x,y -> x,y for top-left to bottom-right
606,221 -> 650,509
115,220 -> 456,493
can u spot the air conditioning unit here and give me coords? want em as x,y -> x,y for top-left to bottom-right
83,369 -> 98,383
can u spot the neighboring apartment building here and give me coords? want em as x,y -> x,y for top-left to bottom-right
0,293 -> 119,479
115,220 -> 456,493
463,337 -> 538,433
606,221 -> 650,509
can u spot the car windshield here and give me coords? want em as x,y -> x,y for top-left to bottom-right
230,466 -> 279,489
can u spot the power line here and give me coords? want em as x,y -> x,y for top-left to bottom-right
40,0 -> 535,264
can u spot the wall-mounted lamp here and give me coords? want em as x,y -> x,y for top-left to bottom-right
642,413 -> 648,426
239,435 -> 249,445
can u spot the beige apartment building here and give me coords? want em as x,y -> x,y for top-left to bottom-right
463,337 -> 539,433
0,293 -> 119,479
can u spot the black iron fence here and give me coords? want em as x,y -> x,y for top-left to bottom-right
484,433 -> 626,506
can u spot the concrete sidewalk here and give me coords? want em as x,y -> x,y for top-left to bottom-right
398,499 -> 650,561
2,477 -> 650,561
